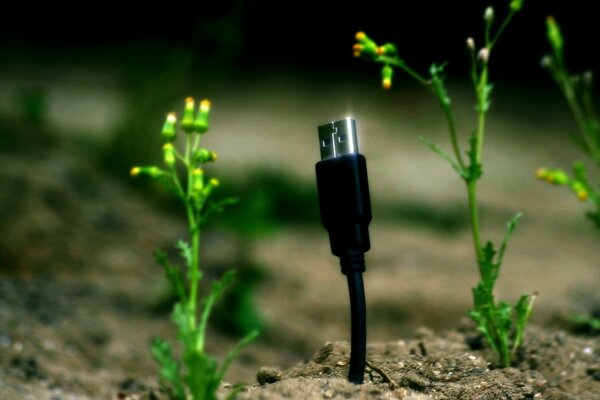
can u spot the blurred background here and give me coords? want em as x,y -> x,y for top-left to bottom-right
2,0 -> 600,398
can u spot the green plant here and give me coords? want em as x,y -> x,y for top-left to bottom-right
131,97 -> 258,400
353,0 -> 534,367
536,16 -> 600,229
536,17 -> 600,333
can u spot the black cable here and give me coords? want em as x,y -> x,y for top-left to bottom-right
346,268 -> 367,383
315,118 -> 371,384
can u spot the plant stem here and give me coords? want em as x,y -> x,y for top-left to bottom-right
440,101 -> 466,170
184,133 -> 202,332
475,67 -> 489,164
560,74 -> 600,163
386,57 -> 429,86
489,11 -> 515,50
467,180 -> 484,263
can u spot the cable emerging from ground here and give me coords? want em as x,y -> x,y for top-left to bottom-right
315,118 -> 371,384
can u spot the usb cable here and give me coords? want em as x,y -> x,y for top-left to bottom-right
315,118 -> 371,384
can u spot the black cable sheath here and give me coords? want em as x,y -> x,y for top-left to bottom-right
346,269 -> 366,384
315,119 -> 371,385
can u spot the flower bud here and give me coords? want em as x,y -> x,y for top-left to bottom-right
191,168 -> 204,193
571,181 -> 589,201
358,42 -> 377,58
546,16 -> 563,52
203,178 -> 220,198
466,37 -> 475,50
510,0 -> 523,12
535,167 -> 548,180
540,55 -> 552,69
376,43 -> 397,57
161,112 -> 177,142
180,97 -> 196,134
194,100 -> 211,134
381,65 -> 393,90
130,166 -> 162,178
163,143 -> 176,167
355,31 -> 368,43
484,7 -> 494,23
577,190 -> 589,202
353,31 -> 378,59
194,148 -> 218,164
478,48 -> 490,64
548,169 -> 569,185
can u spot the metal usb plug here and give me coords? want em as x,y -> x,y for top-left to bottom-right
318,118 -> 359,160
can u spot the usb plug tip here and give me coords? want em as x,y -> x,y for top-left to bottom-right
318,118 -> 359,161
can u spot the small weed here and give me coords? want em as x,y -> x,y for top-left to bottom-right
131,97 -> 258,400
536,16 -> 600,229
537,16 -> 600,332
353,0 -> 534,367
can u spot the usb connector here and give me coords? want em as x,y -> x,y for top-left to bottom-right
315,117 -> 371,384
318,118 -> 359,160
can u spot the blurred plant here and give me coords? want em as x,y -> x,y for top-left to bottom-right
536,16 -> 600,229
537,17 -> 600,333
17,87 -> 48,127
131,97 -> 258,400
353,0 -> 535,367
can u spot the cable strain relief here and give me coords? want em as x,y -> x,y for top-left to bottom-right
340,253 -> 366,275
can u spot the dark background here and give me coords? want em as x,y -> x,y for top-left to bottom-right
1,0 -> 598,81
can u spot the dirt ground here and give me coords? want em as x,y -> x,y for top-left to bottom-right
1,69 -> 599,399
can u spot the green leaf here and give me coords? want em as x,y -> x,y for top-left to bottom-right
151,337 -> 186,400
573,313 -> 600,331
496,212 -> 522,267
176,240 -> 194,270
217,329 -> 259,382
480,241 -> 500,285
200,197 -> 239,227
184,351 -> 219,400
419,136 -> 466,178
466,135 -> 483,181
429,63 -> 451,106
154,250 -> 187,302
512,293 -> 535,353
477,83 -> 494,113
469,305 -> 498,355
198,270 -> 237,343
495,301 -> 513,332
172,302 -> 194,349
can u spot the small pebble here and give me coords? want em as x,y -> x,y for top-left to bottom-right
256,367 -> 282,385
583,347 -> 593,355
